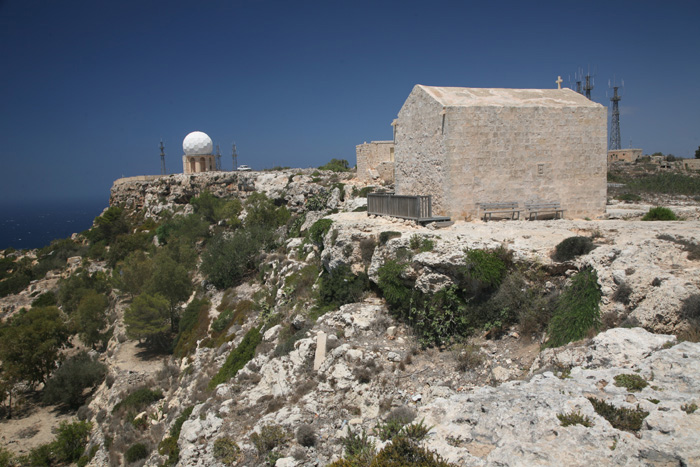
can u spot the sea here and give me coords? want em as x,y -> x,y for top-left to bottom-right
0,199 -> 108,251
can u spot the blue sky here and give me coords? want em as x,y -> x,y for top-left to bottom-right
1,0 -> 699,205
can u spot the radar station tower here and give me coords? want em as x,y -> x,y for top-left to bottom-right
159,140 -> 166,175
231,142 -> 238,171
216,144 -> 222,171
608,79 -> 623,150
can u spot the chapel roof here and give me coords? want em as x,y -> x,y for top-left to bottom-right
417,85 -> 601,108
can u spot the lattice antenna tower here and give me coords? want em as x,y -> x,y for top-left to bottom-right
583,66 -> 595,100
231,142 -> 238,171
608,77 -> 624,150
215,144 -> 222,171
159,139 -> 166,175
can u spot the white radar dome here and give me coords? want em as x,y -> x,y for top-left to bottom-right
183,131 -> 213,156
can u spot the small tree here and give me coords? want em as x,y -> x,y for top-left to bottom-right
148,254 -> 192,331
124,293 -> 170,349
0,306 -> 70,386
114,250 -> 153,297
75,290 -> 109,349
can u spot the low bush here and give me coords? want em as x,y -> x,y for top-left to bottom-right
681,402 -> 698,414
371,435 -> 456,466
124,443 -> 148,463
552,236 -> 595,262
360,237 -> 377,265
587,397 -> 649,432
173,298 -> 211,358
545,267 -> 601,348
43,351 -> 107,409
557,410 -> 594,427
642,206 -> 677,221
213,437 -> 241,465
318,158 -> 350,172
409,235 -> 434,252
612,282 -> 633,305
296,424 -> 317,447
250,424 -> 287,456
379,231 -> 401,245
462,249 -> 507,295
617,193 -> 641,202
374,407 -> 416,441
319,264 -> 369,308
614,374 -> 648,392
158,406 -> 194,466
338,427 -> 375,464
53,420 -> 93,463
308,219 -> 333,247
112,387 -> 164,414
209,326 -> 262,389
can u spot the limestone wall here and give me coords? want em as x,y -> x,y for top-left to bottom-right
182,155 -> 216,174
356,141 -> 395,183
395,86 -> 607,220
394,88 -> 448,212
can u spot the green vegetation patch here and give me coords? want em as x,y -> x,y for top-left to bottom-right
213,437 -> 241,464
642,206 -> 677,221
588,397 -> 649,432
208,326 -> 262,389
557,410 -> 594,427
125,443 -> 149,463
173,298 -> 211,358
379,231 -> 402,245
545,267 -> 601,348
614,373 -> 648,392
308,218 -> 333,247
318,158 -> 350,172
552,236 -> 596,262
112,387 -> 164,414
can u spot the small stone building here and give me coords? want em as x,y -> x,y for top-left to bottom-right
608,148 -> 642,164
394,85 -> 607,220
356,141 -> 395,183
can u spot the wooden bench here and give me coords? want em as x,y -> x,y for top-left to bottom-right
478,202 -> 521,221
524,201 -> 564,220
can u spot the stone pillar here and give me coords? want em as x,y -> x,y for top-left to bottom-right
313,331 -> 327,371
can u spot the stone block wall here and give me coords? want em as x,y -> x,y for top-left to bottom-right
356,141 -> 395,183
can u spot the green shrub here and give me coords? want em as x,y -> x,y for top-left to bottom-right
377,260 -> 412,312
158,406 -> 194,465
319,264 -> 369,308
371,435 -> 456,466
614,374 -> 648,392
557,410 -> 594,427
287,213 -> 306,238
31,291 -> 58,308
681,402 -> 698,414
339,427 -> 376,463
112,387 -> 164,414
0,446 -> 14,467
250,424 -> 287,456
546,267 -> 601,348
318,158 -> 350,172
552,236 -> 595,262
124,443 -> 149,463
296,424 -> 317,447
213,437 -> 240,464
625,173 -> 700,196
307,190 -> 331,211
462,249 -> 507,293
53,420 -> 93,463
587,397 -> 649,432
209,326 -> 262,389
308,219 -> 333,247
201,230 -> 262,289
642,206 -> 677,221
379,231 -> 401,245
173,298 -> 211,358
43,351 -> 107,408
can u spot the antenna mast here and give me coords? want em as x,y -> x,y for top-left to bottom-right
231,142 -> 238,171
609,79 -> 623,150
159,139 -> 166,175
583,72 -> 594,100
215,144 -> 222,171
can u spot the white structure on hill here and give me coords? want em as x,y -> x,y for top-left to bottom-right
182,131 -> 216,174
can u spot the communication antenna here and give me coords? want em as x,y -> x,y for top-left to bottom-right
215,144 -> 222,171
607,77 -> 624,150
231,142 -> 238,171
583,66 -> 595,100
159,139 -> 166,175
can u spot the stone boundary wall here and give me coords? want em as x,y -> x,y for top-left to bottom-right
356,141 -> 395,183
